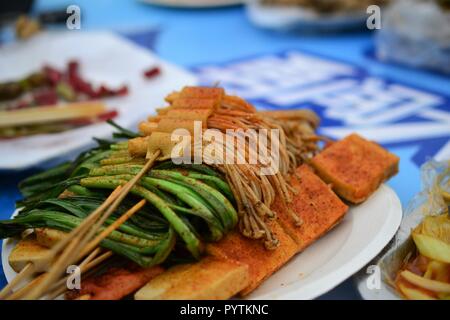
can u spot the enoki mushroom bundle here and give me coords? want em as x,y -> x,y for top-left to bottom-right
132,87 -> 321,249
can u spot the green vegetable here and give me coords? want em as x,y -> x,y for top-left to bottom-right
1,123 -> 236,267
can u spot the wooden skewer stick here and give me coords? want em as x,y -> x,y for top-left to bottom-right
0,263 -> 34,299
22,151 -> 160,300
46,250 -> 113,300
6,248 -> 106,301
69,150 -> 159,264
46,198 -> 142,301
22,186 -> 124,300
49,186 -> 123,256
45,200 -> 140,300
6,273 -> 46,300
25,233 -> 86,299
80,199 -> 146,258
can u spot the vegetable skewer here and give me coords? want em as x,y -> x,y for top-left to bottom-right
23,152 -> 160,299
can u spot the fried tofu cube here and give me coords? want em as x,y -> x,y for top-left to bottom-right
206,221 -> 297,296
9,238 -> 52,273
311,133 -> 399,203
35,228 -> 67,248
69,265 -> 164,300
147,131 -> 190,160
172,98 -> 219,110
138,121 -> 158,136
180,86 -> 224,101
156,118 -> 197,134
166,108 -> 213,125
274,165 -> 348,251
134,257 -> 249,300
128,136 -> 149,157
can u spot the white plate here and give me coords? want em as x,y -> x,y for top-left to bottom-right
139,0 -> 243,8
0,31 -> 197,170
2,184 -> 402,299
246,0 -> 368,32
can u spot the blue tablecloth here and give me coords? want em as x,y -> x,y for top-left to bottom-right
1,0 -> 449,299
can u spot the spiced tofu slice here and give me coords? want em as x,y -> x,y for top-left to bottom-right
206,220 -> 297,296
274,165 -> 348,252
9,238 -> 52,273
134,257 -> 249,300
311,133 -> 399,203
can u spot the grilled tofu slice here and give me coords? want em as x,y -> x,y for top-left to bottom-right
35,227 -> 67,248
172,98 -> 219,110
67,265 -> 165,300
8,237 -> 52,273
179,86 -> 224,101
206,221 -> 297,296
135,257 -> 249,300
274,164 -> 348,251
311,133 -> 399,203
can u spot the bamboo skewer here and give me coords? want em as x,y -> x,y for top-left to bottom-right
80,199 -> 146,258
20,186 -> 123,299
16,151 -> 160,300
0,262 -> 34,299
6,273 -> 46,300
46,250 -> 113,300
6,248 -> 110,301
49,186 -> 123,256
45,198 -> 144,300
25,234 -> 86,299
45,247 -> 103,298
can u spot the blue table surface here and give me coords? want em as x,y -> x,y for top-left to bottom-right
1,0 -> 449,299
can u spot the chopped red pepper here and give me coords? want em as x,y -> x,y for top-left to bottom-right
33,88 -> 58,106
143,66 -> 161,79
43,65 -> 63,85
64,109 -> 118,126
66,60 -> 96,97
95,85 -> 128,98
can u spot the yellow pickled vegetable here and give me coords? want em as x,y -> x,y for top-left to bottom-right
412,214 -> 450,263
397,282 -> 436,300
400,270 -> 450,293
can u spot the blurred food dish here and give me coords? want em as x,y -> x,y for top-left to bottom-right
0,31 -> 196,170
357,160 -> 450,300
139,0 -> 244,8
376,0 -> 450,74
0,60 -> 129,138
1,86 -> 402,300
260,0 -> 387,13
246,0 -> 388,31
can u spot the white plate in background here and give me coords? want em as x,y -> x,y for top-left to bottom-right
0,31 -> 197,170
2,185 -> 402,299
139,0 -> 243,8
246,0 -> 368,32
